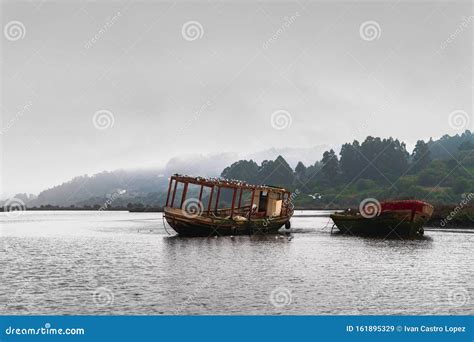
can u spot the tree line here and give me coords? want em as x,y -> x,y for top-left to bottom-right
221,131 -> 474,206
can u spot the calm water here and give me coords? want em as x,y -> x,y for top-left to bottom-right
0,211 -> 472,315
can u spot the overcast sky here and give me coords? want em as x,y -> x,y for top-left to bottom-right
1,0 -> 472,196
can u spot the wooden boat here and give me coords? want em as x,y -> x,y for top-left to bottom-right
330,200 -> 434,238
163,174 -> 294,237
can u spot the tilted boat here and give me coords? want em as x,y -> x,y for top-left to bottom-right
163,174 -> 294,237
330,200 -> 434,238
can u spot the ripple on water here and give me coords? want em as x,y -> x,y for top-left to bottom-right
0,211 -> 473,315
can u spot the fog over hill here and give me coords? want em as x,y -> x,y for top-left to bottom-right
163,144 -> 331,174
246,145 -> 331,168
2,145 -> 331,206
3,132 -> 472,208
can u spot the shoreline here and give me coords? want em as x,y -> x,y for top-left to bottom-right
3,206 -> 473,228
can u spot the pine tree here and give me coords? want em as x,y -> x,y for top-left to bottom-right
411,140 -> 431,173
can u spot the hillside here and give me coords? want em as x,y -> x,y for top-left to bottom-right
2,131 -> 473,209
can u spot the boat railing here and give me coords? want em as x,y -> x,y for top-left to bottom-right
212,206 -> 251,217
165,174 -> 293,220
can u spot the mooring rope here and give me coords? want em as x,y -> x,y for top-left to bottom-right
161,214 -> 172,235
321,217 -> 333,231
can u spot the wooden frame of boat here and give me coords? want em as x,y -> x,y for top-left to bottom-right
163,174 -> 294,237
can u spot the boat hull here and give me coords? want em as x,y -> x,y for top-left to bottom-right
330,210 -> 430,238
164,207 -> 290,237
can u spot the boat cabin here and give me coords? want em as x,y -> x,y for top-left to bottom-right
164,174 -> 293,219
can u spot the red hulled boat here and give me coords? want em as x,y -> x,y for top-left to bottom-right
330,200 -> 434,238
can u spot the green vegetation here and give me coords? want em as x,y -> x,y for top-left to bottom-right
4,131 -> 473,226
429,204 -> 474,227
221,131 -> 474,209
